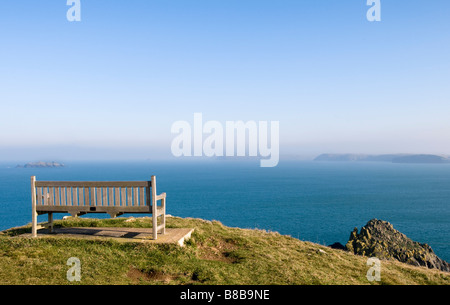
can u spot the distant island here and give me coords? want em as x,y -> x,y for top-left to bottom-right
16,161 -> 65,168
314,154 -> 450,164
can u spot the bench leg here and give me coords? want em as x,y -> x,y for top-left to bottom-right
31,208 -> 37,237
161,197 -> 166,235
48,213 -> 54,233
152,176 -> 158,240
153,216 -> 158,240
31,176 -> 37,238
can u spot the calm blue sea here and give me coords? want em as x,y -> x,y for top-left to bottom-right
0,160 -> 449,261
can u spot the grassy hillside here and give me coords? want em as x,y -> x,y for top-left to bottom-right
0,216 -> 449,285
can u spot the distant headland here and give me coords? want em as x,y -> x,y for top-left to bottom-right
15,161 -> 65,168
314,154 -> 450,164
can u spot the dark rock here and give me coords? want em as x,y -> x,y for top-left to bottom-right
346,219 -> 450,272
328,242 -> 346,250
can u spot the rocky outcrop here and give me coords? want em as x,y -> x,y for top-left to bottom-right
346,219 -> 450,272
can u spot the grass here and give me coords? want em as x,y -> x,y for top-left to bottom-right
0,216 -> 449,285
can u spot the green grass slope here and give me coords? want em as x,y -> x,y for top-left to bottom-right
0,216 -> 449,285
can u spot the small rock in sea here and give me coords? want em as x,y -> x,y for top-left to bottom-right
16,161 -> 65,168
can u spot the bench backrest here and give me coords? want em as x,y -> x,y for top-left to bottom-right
33,179 -> 154,207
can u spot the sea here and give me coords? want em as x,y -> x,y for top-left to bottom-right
0,160 -> 449,261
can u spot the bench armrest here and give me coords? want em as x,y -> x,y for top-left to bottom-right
156,193 -> 166,201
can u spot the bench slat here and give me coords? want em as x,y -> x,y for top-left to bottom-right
55,187 -> 60,206
114,187 -> 119,207
126,188 -> 131,206
85,187 -> 90,206
43,188 -> 48,205
92,187 -> 96,206
108,187 -> 113,206
36,205 -> 153,214
120,188 -> 124,206
133,187 -> 139,207
72,188 -> 78,206
67,187 -> 72,206
37,187 -> 43,206
96,187 -> 102,206
49,188 -> 54,206
61,188 -> 66,206
146,186 -> 151,206
139,187 -> 145,206
79,188 -> 84,206
120,188 -> 126,207
102,187 -> 107,207
35,181 -> 150,188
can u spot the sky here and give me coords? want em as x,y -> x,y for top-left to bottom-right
0,0 -> 449,161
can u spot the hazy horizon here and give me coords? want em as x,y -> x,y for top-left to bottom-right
2,147 -> 450,164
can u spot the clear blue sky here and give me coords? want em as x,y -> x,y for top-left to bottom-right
1,0 -> 449,161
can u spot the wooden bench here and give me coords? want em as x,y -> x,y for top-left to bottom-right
30,175 -> 166,240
